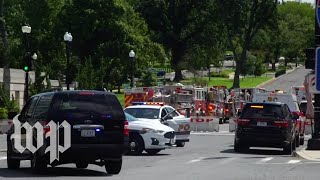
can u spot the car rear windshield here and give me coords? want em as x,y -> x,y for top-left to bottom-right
51,93 -> 124,121
240,104 -> 285,120
124,108 -> 159,119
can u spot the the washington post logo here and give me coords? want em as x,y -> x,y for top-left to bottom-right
10,118 -> 71,163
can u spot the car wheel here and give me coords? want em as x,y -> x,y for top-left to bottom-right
128,134 -> 144,155
283,139 -> 293,155
145,149 -> 162,155
31,153 -> 47,172
7,140 -> 20,169
105,159 -> 122,174
76,162 -> 88,169
292,138 -> 297,151
300,136 -> 305,145
295,135 -> 300,148
176,141 -> 185,147
234,139 -> 248,153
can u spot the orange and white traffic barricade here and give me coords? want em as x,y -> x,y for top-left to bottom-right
189,116 -> 219,132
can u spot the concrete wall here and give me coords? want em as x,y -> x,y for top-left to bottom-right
0,68 -> 60,110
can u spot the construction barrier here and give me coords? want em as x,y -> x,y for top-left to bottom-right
305,118 -> 314,135
229,117 -> 237,132
189,116 -> 219,132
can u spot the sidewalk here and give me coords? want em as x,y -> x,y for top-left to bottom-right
295,149 -> 320,161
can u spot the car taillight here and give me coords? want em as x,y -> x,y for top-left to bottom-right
43,120 -> 50,134
237,119 -> 250,125
124,121 -> 129,136
274,120 -> 289,128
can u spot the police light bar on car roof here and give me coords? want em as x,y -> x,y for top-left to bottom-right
132,102 -> 165,106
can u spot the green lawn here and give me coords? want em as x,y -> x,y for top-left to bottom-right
207,76 -> 272,89
115,93 -> 125,107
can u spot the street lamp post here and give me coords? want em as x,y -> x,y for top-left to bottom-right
22,25 -> 31,103
209,64 -> 213,81
129,50 -> 135,88
64,32 -> 73,90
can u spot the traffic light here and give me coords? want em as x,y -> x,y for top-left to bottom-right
23,54 -> 32,72
305,48 -> 315,70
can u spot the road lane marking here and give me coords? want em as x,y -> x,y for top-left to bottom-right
187,157 -> 205,164
0,157 -> 7,161
287,160 -> 301,164
256,157 -> 273,164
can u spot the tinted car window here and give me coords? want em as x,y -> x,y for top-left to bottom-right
240,104 -> 285,120
125,113 -> 138,121
51,93 -> 124,121
33,94 -> 54,119
165,107 -> 179,117
125,108 -> 159,119
25,97 -> 39,118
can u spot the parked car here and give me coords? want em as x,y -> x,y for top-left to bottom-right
234,102 -> 297,155
124,102 -> 190,147
125,113 -> 175,155
7,90 -> 128,174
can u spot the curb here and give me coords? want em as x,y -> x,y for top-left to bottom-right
294,149 -> 320,161
257,78 -> 276,88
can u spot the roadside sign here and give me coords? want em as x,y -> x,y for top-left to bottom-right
316,47 -> 320,91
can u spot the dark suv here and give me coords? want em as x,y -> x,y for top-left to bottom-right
7,91 -> 128,174
234,102 -> 296,155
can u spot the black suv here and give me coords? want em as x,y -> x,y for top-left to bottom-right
7,91 -> 128,174
234,102 -> 296,155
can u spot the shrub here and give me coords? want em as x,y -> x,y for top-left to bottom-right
0,108 -> 8,119
275,69 -> 286,77
209,72 -> 229,78
193,78 -> 208,86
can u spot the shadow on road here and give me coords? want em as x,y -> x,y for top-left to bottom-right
220,148 -> 292,157
125,152 -> 170,157
0,167 -> 111,177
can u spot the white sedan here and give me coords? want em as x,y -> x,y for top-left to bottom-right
124,103 -> 190,147
125,113 -> 175,155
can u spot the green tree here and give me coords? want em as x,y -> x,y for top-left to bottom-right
137,0 -> 224,81
57,0 -> 166,88
217,0 -> 277,88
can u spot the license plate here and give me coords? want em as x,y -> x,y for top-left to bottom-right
257,122 -> 267,127
81,130 -> 95,137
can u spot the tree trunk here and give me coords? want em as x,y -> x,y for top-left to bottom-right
172,44 -> 185,82
232,49 -> 247,89
272,62 -> 276,71
0,0 -> 10,99
117,85 -> 120,94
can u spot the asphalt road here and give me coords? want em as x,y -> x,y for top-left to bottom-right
0,67 -> 317,179
0,125 -> 319,180
259,66 -> 312,93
